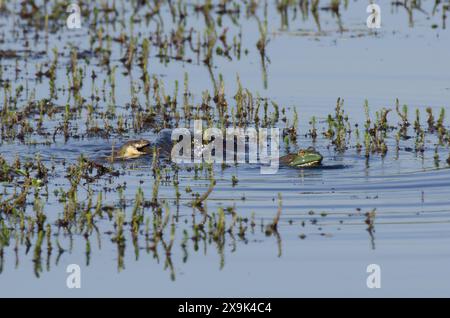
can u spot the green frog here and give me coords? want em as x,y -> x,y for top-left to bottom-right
279,147 -> 323,167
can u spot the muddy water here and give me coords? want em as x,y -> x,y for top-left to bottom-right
1,1 -> 450,297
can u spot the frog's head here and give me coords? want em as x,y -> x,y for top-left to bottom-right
289,147 -> 323,167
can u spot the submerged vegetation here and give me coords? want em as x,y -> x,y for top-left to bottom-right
0,0 -> 449,283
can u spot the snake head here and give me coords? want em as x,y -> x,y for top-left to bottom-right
132,139 -> 151,152
118,139 -> 151,159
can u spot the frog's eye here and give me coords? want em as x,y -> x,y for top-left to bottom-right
298,150 -> 305,156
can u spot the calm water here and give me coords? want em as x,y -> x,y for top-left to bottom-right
1,0 -> 450,297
